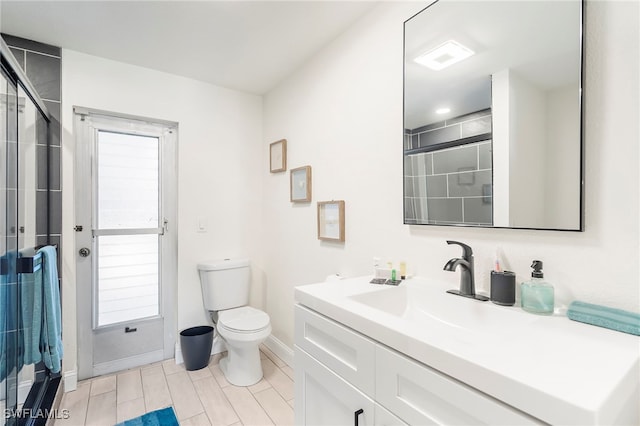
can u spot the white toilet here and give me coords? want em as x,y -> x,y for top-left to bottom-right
197,258 -> 271,386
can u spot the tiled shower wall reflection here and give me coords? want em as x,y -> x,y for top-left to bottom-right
404,110 -> 492,226
2,34 -> 62,261
404,109 -> 491,151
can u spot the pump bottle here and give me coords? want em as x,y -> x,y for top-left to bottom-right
520,260 -> 554,315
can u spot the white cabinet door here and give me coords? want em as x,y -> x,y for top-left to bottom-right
375,404 -> 409,426
295,304 -> 376,397
295,346 -> 375,426
375,345 -> 542,425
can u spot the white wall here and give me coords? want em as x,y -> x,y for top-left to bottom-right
262,0 -> 639,349
57,0 -> 639,378
60,51 -> 263,378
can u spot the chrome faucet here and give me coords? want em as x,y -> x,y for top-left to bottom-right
443,240 -> 489,301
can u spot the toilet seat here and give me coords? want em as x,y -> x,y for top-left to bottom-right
218,306 -> 270,333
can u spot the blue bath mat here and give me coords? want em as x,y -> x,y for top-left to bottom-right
116,407 -> 179,426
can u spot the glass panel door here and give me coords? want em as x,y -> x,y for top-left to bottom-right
1,65 -> 19,425
76,110 -> 176,379
94,131 -> 161,327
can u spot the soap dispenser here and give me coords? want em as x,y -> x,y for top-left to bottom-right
520,260 -> 554,315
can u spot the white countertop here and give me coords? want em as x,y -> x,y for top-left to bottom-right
294,276 -> 640,425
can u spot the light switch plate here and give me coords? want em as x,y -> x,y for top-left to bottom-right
197,216 -> 207,233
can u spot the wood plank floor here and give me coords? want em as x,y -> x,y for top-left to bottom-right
54,346 -> 293,425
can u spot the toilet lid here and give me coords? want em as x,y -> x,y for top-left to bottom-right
218,306 -> 270,332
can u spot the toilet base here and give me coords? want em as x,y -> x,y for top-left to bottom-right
219,344 -> 263,386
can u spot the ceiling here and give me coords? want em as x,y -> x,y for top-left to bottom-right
0,1 -> 378,95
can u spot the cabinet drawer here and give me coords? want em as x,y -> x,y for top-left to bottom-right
375,345 -> 542,425
295,346 -> 375,426
295,304 -> 375,397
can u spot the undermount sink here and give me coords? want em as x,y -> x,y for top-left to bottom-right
348,282 -> 536,336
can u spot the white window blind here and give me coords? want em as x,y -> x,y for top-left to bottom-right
96,131 -> 161,327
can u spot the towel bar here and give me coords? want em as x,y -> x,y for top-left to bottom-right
17,252 -> 43,274
16,244 -> 57,274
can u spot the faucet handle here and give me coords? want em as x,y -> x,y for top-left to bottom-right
446,240 -> 473,258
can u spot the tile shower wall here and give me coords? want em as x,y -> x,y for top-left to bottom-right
2,34 -> 62,262
404,110 -> 492,226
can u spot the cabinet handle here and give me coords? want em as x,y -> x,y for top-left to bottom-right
354,408 -> 364,426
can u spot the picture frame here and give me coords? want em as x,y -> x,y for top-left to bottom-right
270,139 -> 287,173
290,166 -> 312,202
317,200 -> 345,242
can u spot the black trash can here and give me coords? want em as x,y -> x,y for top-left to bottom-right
180,326 -> 214,371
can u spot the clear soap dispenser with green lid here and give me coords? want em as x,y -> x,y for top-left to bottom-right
520,260 -> 554,315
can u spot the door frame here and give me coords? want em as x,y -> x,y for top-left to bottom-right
74,107 -> 177,379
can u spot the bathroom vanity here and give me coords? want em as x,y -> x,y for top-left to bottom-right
294,277 -> 639,425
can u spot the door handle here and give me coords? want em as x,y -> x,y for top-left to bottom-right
354,408 -> 364,426
79,247 -> 91,257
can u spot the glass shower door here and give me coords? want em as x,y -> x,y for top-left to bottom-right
2,39 -> 56,425
1,62 -> 20,426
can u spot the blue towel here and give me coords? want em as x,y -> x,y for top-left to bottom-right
20,252 -> 43,365
0,251 -> 20,382
567,300 -> 640,336
37,246 -> 63,373
115,407 -> 179,426
0,254 -> 8,381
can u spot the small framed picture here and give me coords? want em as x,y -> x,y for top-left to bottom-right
290,166 -> 312,202
270,139 -> 287,173
317,200 -> 345,242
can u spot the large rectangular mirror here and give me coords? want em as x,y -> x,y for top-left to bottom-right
404,0 -> 583,230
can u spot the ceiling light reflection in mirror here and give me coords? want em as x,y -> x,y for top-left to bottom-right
414,40 -> 475,71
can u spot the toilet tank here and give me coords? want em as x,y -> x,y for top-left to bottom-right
197,258 -> 250,311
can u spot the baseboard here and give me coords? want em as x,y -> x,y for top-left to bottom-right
93,350 -> 164,377
174,343 -> 183,365
18,379 -> 33,404
264,335 -> 294,367
63,369 -> 78,392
